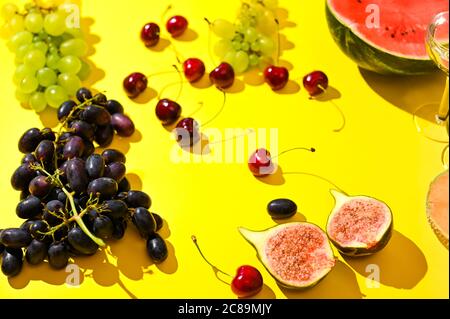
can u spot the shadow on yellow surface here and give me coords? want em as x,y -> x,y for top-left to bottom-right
98,129 -> 143,155
344,230 -> 428,289
313,86 -> 341,102
81,17 -> 105,90
126,173 -> 143,190
38,108 -> 60,128
360,68 -> 447,118
255,166 -> 286,186
279,260 -> 363,299
272,212 -> 307,224
175,29 -> 198,42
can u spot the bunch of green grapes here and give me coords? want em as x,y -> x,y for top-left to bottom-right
210,0 -> 279,74
1,2 -> 90,113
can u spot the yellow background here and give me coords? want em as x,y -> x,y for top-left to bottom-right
0,0 -> 448,299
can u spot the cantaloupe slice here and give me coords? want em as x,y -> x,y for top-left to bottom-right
426,170 -> 449,249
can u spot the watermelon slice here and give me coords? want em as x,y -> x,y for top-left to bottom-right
427,170 -> 449,249
326,0 -> 449,74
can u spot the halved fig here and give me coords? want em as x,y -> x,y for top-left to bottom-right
326,190 -> 393,257
426,170 -> 448,249
238,222 -> 336,289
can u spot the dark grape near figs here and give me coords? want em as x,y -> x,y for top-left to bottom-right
1,87 -> 169,277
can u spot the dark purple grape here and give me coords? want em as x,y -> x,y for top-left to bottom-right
59,132 -> 73,142
41,128 -> 56,141
102,149 -> 126,164
0,243 -> 4,254
152,213 -> 163,232
0,228 -> 32,248
76,87 -> 92,103
54,225 -> 69,242
116,191 -> 128,201
48,242 -> 69,269
29,176 -> 52,198
22,153 -> 37,164
93,93 -> 107,105
93,215 -> 114,239
105,100 -> 124,114
82,140 -> 95,159
118,177 -> 131,192
70,120 -> 95,141
111,113 -> 135,137
35,140 -> 55,163
103,200 -> 128,219
44,200 -> 65,220
18,128 -> 42,153
132,207 -> 156,239
74,195 -> 89,209
95,124 -> 114,147
57,189 -> 67,203
126,190 -> 151,209
58,100 -> 77,121
146,232 -> 168,263
87,177 -> 118,199
112,218 -> 127,240
26,239 -> 48,265
16,195 -> 42,219
30,220 -> 49,241
81,105 -> 111,126
105,162 -> 126,182
82,208 -> 98,229
63,135 -> 85,159
85,154 -> 105,179
67,227 -> 98,255
1,248 -> 23,277
20,219 -> 35,233
20,190 -> 30,200
11,164 -> 36,191
66,158 -> 89,193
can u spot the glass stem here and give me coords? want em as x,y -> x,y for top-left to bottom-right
438,77 -> 449,121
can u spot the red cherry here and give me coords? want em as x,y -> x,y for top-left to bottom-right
123,72 -> 148,98
166,15 -> 188,38
209,62 -> 235,89
183,58 -> 206,83
303,71 -> 328,96
248,148 -> 274,177
141,22 -> 160,47
175,117 -> 200,146
155,99 -> 182,125
264,66 -> 289,91
231,265 -> 264,298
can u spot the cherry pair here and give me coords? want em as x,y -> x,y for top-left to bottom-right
141,16 -> 188,48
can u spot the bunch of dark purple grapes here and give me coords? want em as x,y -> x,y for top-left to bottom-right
0,88 -> 168,278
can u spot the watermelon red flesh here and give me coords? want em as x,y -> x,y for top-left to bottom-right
327,198 -> 392,249
427,171 -> 449,248
264,224 -> 335,287
326,0 -> 449,74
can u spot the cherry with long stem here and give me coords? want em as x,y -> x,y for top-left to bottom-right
191,235 -> 231,277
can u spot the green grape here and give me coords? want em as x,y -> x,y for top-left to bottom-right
223,51 -> 237,66
31,41 -> 48,53
13,64 -> 34,84
16,44 -> 31,62
9,14 -> 24,33
65,28 -> 83,38
244,27 -> 258,42
234,51 -> 249,73
29,91 -> 47,112
258,36 -> 275,56
249,53 -> 260,66
24,12 -> 44,33
257,11 -> 277,35
251,41 -> 260,52
19,75 -> 39,94
9,30 -> 32,51
57,55 -> 81,74
232,40 -> 241,51
46,53 -> 60,69
44,11 -> 66,36
1,3 -> 18,21
214,39 -> 233,58
77,60 -> 91,80
211,19 -> 236,39
241,41 -> 250,51
57,73 -> 81,96
23,49 -> 46,70
45,85 -> 68,108
60,38 -> 88,57
263,0 -> 279,9
36,67 -> 57,87
16,90 -> 30,104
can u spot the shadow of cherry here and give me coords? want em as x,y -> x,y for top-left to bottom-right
191,76 -> 212,89
130,87 -> 158,105
222,79 -> 245,94
255,165 -> 286,186
313,86 -> 342,102
174,29 -> 198,42
149,38 -> 171,52
275,80 -> 300,95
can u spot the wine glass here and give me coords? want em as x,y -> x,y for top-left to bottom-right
413,11 -> 449,144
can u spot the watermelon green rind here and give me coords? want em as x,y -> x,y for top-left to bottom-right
325,2 -> 437,75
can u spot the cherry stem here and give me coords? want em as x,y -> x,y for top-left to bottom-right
200,91 -> 227,128
282,171 -> 348,196
271,147 -> 316,160
208,128 -> 255,145
275,18 -> 280,66
191,235 -> 231,277
157,65 -> 184,102
441,144 -> 449,169
315,84 -> 346,132
185,101 -> 205,118
146,69 -> 179,79
160,5 -> 172,26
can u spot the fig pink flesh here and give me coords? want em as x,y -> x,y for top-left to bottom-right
264,224 -> 334,284
329,198 -> 389,248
